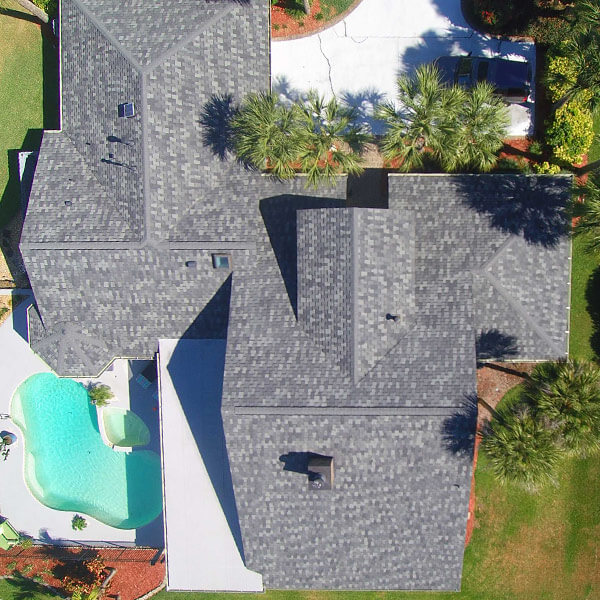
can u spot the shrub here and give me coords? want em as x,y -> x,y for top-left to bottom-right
533,160 -> 561,174
71,514 -> 87,531
546,55 -> 593,104
88,384 -> 113,406
32,0 -> 57,17
546,99 -> 594,164
18,535 -> 34,549
495,156 -> 532,174
481,401 -> 561,491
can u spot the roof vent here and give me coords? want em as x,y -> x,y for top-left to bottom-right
118,102 -> 135,118
64,200 -> 72,206
308,456 -> 334,491
185,260 -> 197,268
212,253 -> 231,269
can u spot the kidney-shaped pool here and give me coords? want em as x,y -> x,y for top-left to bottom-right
11,373 -> 162,529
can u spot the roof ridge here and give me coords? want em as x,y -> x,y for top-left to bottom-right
479,269 -> 564,356
475,232 -> 514,271
58,132 -> 140,240
70,0 -> 143,71
143,2 -> 237,73
351,208 -> 359,384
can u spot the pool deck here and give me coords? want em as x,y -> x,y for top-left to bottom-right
0,297 -> 163,547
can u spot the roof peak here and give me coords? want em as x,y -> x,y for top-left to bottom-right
297,207 -> 415,384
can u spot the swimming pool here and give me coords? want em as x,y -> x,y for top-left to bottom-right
11,373 -> 162,529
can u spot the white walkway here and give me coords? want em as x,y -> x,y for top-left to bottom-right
271,0 -> 535,136
158,339 -> 262,592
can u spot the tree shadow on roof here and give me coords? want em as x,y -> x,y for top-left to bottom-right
456,175 -> 569,247
199,94 -> 238,161
441,393 -> 477,457
476,328 -> 519,362
260,195 -> 345,318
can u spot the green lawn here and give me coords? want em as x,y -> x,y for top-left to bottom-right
570,108 -> 600,362
0,575 -> 61,599
0,0 -> 58,228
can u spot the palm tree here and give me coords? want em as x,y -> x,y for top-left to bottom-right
481,402 -> 561,491
525,360 -> 600,457
449,82 -> 509,172
231,91 -> 302,180
297,91 -> 369,188
375,63 -> 463,171
545,30 -> 600,110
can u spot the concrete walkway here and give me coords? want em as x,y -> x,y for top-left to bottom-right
271,0 -> 535,136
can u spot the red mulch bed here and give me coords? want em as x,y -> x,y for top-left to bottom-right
465,362 -> 536,545
0,546 -> 165,600
271,0 -> 361,39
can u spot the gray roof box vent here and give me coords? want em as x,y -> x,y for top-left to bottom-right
308,456 -> 334,491
118,102 -> 135,118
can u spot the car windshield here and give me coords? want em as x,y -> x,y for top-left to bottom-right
477,61 -> 489,82
456,58 -> 472,86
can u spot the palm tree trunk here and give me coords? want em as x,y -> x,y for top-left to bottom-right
302,0 -> 310,15
14,0 -> 49,23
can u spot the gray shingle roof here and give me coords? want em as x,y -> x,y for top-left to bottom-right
297,208 -> 415,382
20,0 -> 571,591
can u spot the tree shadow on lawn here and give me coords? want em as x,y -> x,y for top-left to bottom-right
585,266 -> 600,360
3,570 -> 61,600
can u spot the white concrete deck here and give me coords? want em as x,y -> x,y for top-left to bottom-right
158,339 -> 262,592
0,298 -> 139,544
271,0 -> 535,136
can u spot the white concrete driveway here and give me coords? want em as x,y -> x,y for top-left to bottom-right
271,0 -> 535,136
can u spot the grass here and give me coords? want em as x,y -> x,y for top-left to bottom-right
154,415 -> 600,600
0,574 -> 61,599
570,108 -> 600,362
0,0 -> 59,228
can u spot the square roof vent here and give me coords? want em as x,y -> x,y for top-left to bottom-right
212,253 -> 231,269
118,102 -> 135,118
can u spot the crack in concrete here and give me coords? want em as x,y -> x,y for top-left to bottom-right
317,34 -> 335,98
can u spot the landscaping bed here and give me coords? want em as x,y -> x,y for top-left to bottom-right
271,0 -> 361,39
0,546 -> 165,600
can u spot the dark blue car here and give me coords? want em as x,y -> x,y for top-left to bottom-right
435,56 -> 531,103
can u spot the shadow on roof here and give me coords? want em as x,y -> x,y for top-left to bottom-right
441,393 -> 477,457
181,275 -> 232,340
476,328 -> 519,362
456,176 -> 569,247
260,194 -> 345,318
199,94 -> 238,161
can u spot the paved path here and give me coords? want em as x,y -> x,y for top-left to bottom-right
271,0 -> 535,136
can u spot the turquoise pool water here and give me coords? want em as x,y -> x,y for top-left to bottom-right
11,373 -> 162,529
